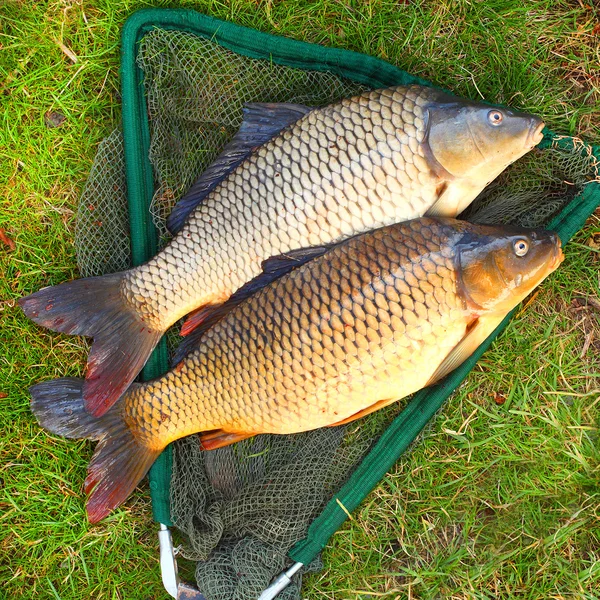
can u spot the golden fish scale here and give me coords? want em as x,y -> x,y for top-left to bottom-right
122,219 -> 470,450
121,86 -> 441,331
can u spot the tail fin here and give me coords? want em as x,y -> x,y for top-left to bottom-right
30,377 -> 160,523
19,274 -> 162,416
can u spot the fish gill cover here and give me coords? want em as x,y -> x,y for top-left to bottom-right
73,26 -> 599,600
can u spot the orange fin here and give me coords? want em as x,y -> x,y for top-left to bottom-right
179,242 -> 333,339
327,397 -> 397,427
199,430 -> 255,451
180,303 -> 225,336
175,245 -> 334,363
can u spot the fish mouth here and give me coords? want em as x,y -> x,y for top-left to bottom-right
526,118 -> 545,147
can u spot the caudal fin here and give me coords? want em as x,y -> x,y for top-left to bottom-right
30,377 -> 160,523
19,273 -> 162,416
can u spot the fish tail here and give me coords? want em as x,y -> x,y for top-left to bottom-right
19,273 -> 162,417
30,377 -> 160,523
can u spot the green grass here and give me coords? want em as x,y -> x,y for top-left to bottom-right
1,0 -> 599,598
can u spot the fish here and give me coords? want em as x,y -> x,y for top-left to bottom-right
29,216 -> 563,522
20,85 -> 545,416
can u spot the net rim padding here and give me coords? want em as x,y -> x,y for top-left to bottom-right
119,7 -> 600,563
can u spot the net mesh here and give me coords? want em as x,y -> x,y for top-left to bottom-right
463,141 -> 599,227
75,130 -> 130,277
74,28 -> 599,599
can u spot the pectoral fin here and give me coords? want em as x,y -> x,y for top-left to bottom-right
426,313 -> 505,386
327,397 -> 397,427
426,181 -> 479,218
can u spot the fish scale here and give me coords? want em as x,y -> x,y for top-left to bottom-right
122,87 -> 437,330
29,217 -> 561,521
124,219 -> 469,449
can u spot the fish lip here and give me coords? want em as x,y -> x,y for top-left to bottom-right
526,118 -> 545,147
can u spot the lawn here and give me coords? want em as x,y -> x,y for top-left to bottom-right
1,1 -> 599,599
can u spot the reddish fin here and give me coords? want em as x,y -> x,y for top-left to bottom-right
180,303 -> 223,337
199,430 -> 255,451
19,273 -> 162,416
173,244 -> 335,364
327,397 -> 397,427
29,377 -> 160,523
180,245 -> 332,337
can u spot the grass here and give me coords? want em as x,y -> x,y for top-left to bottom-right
0,0 -> 599,598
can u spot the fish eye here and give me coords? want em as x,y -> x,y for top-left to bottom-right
513,238 -> 529,257
487,110 -> 503,126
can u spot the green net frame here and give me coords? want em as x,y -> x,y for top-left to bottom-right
114,7 -> 600,577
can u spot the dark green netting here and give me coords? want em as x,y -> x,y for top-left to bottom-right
73,9 -> 600,599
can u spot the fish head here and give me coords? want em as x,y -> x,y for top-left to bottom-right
425,93 -> 544,186
455,223 -> 563,314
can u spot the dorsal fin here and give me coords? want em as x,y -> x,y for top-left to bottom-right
166,102 -> 312,234
259,244 -> 332,277
172,244 -> 332,365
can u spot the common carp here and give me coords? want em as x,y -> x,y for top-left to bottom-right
30,217 -> 562,522
20,85 -> 545,416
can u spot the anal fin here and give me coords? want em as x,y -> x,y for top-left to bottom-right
173,244 -> 334,365
181,303 -> 225,337
199,430 -> 255,451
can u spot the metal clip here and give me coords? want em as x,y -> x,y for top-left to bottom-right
158,523 -> 180,598
257,562 -> 304,600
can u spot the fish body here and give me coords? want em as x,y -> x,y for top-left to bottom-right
30,217 -> 563,522
20,85 -> 545,416
130,221 -> 471,445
